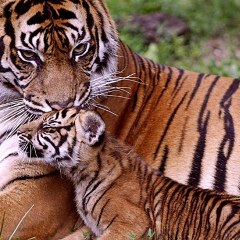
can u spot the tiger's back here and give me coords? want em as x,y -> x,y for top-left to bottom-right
17,108 -> 240,240
100,53 -> 240,195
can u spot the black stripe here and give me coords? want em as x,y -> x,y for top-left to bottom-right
188,76 -> 219,187
153,93 -> 187,160
104,214 -> 118,231
96,199 -> 110,226
57,8 -> 77,20
2,170 -> 59,191
63,22 -> 79,32
82,154 -> 102,213
47,4 -> 58,19
0,130 -> 12,143
47,0 -> 67,4
187,116 -> 208,185
83,1 -> 94,30
91,182 -> 116,215
14,0 -> 44,17
130,52 -> 141,112
54,26 -> 70,51
172,68 -> 184,95
221,204 -> 239,230
29,26 -> 44,49
27,5 -> 50,25
223,206 -> 240,239
170,76 -> 187,107
42,135 -> 60,155
4,3 -> 15,48
186,73 -> 204,109
156,67 -> 173,104
159,145 -> 168,173
68,0 -> 79,4
131,54 -> 145,112
0,153 -> 18,164
214,79 -> 239,191
144,61 -> 162,106
95,7 -> 108,43
0,37 -> 7,73
20,32 -> 32,49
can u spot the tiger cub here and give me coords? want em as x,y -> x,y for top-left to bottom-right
17,107 -> 240,240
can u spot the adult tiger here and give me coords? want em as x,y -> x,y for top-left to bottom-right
0,0 -> 240,239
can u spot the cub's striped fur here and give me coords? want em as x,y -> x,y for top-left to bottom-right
18,108 -> 240,240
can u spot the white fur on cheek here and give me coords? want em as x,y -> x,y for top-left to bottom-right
0,135 -> 19,162
0,135 -> 21,189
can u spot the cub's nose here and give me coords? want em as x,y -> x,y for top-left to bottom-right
16,129 -> 22,135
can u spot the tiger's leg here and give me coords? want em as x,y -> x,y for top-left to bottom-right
61,200 -> 150,240
0,136 -> 82,239
96,202 -> 151,240
0,160 -> 81,239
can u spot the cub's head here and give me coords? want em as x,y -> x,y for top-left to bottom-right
0,0 -> 118,113
17,108 -> 105,168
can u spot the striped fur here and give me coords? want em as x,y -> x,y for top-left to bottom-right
100,41 -> 240,196
0,0 -> 240,238
18,108 -> 240,240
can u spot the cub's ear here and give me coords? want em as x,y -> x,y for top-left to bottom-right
75,110 -> 106,146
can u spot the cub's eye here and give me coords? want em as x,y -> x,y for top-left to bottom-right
43,128 -> 56,134
73,42 -> 90,57
17,49 -> 38,62
42,124 -> 56,133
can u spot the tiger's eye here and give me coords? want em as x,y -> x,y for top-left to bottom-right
73,43 -> 89,56
20,50 -> 36,59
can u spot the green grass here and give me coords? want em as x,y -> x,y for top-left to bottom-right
82,231 -> 90,240
127,229 -> 155,239
106,0 -> 240,77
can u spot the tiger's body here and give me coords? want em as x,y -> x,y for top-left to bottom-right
17,108 -> 240,240
0,0 -> 240,239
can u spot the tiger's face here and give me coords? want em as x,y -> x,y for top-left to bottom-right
17,107 -> 105,168
0,0 -> 118,114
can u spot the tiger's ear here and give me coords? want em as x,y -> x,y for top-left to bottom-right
75,110 -> 106,146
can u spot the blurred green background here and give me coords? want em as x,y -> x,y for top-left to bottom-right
106,0 -> 240,77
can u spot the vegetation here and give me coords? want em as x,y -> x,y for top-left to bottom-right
82,231 -> 90,240
106,0 -> 240,77
127,228 -> 155,239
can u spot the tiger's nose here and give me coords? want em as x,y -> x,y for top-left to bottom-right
50,99 -> 74,110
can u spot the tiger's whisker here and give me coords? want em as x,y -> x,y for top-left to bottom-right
101,94 -> 131,100
32,145 -> 39,158
91,103 -> 118,116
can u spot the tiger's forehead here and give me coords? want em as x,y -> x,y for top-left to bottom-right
11,0 -> 90,53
